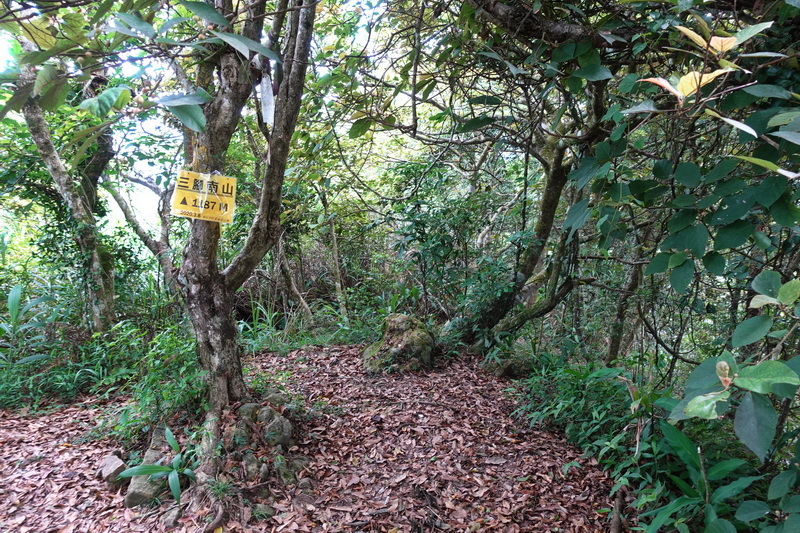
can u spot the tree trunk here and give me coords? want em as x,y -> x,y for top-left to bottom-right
606,263 -> 643,365
22,98 -> 115,332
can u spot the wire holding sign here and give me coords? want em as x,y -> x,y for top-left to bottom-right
170,170 -> 237,224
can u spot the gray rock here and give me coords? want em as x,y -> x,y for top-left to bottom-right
258,463 -> 271,482
238,402 -> 261,421
223,424 -> 250,451
297,477 -> 312,491
264,391 -> 290,407
242,452 -> 261,481
253,503 -> 276,519
161,506 -> 182,528
362,313 -> 436,373
264,416 -> 293,447
97,453 -> 128,490
256,406 -> 277,425
124,448 -> 166,508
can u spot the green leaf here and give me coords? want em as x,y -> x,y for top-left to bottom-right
743,84 -> 792,99
754,175 -> 789,207
165,426 -> 180,453
770,131 -> 800,146
734,22 -> 774,45
735,500 -> 770,522
166,104 -> 206,132
707,459 -> 747,481
157,89 -> 213,106
646,253 -> 671,275
704,519 -> 736,533
670,260 -> 694,294
660,420 -> 701,472
714,220 -> 754,250
114,12 -> 156,39
457,115 -> 494,133
702,252 -> 726,275
675,162 -> 702,188
735,361 -> 800,393
684,225 -> 709,257
668,251 -> 689,268
752,270 -> 782,298
643,496 -> 702,533
684,390 -> 730,419
180,1 -> 232,28
768,470 -> 797,500
468,95 -> 502,105
33,64 -> 59,96
778,279 -> 800,306
711,476 -> 764,504
568,157 -> 609,189
78,86 -> 131,117
731,315 -> 774,347
117,464 -> 173,478
348,117 -> 372,138
168,469 -> 182,504
573,64 -> 613,81
734,392 -> 777,461
563,199 -> 591,238
209,31 -> 281,62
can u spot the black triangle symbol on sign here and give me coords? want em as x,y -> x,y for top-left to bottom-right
180,197 -> 188,205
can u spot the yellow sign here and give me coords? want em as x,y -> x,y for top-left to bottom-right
170,170 -> 237,224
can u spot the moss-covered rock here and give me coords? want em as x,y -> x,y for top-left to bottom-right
362,313 -> 436,373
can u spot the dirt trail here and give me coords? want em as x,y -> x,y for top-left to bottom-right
0,346 -> 613,532
254,346 -> 613,531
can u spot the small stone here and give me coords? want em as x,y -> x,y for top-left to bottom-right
264,416 -> 292,447
258,463 -> 271,482
97,454 -> 128,490
238,403 -> 261,421
223,425 -> 250,451
161,506 -> 182,528
264,391 -> 290,406
242,453 -> 260,481
256,406 -> 277,425
124,449 -> 166,508
253,503 -> 276,519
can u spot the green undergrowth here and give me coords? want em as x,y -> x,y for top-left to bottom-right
513,353 -> 800,532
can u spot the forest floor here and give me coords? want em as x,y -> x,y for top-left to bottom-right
0,345 -> 615,532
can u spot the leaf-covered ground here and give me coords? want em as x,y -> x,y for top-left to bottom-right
0,346 -> 614,531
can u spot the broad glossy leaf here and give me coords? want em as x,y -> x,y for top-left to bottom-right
684,225 -> 709,257
770,131 -> 800,146
168,469 -> 181,503
675,25 -> 708,49
752,270 -> 782,298
712,476 -> 764,504
704,518 -> 737,533
660,420 -> 701,472
180,1 -> 232,28
675,162 -> 702,188
768,470 -> 797,500
709,36 -> 737,53
707,459 -> 746,481
755,175 -> 789,207
735,500 -> 770,522
731,315 -> 774,347
33,65 -> 58,96
778,279 -> 800,306
79,86 -> 130,117
684,389 -> 730,419
210,31 -> 281,62
734,392 -> 776,460
167,104 -> 206,132
457,115 -> 494,133
165,426 -> 180,453
750,295 -> 779,308
573,64 -> 613,81
563,199 -> 591,238
114,12 -> 156,39
713,220 -> 753,250
645,253 -> 671,275
735,361 -> 799,393
734,22 -> 774,45
157,89 -> 212,106
744,84 -> 792,100
702,252 -> 726,275
670,260 -> 694,294
117,464 -> 173,477
348,117 -> 372,138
